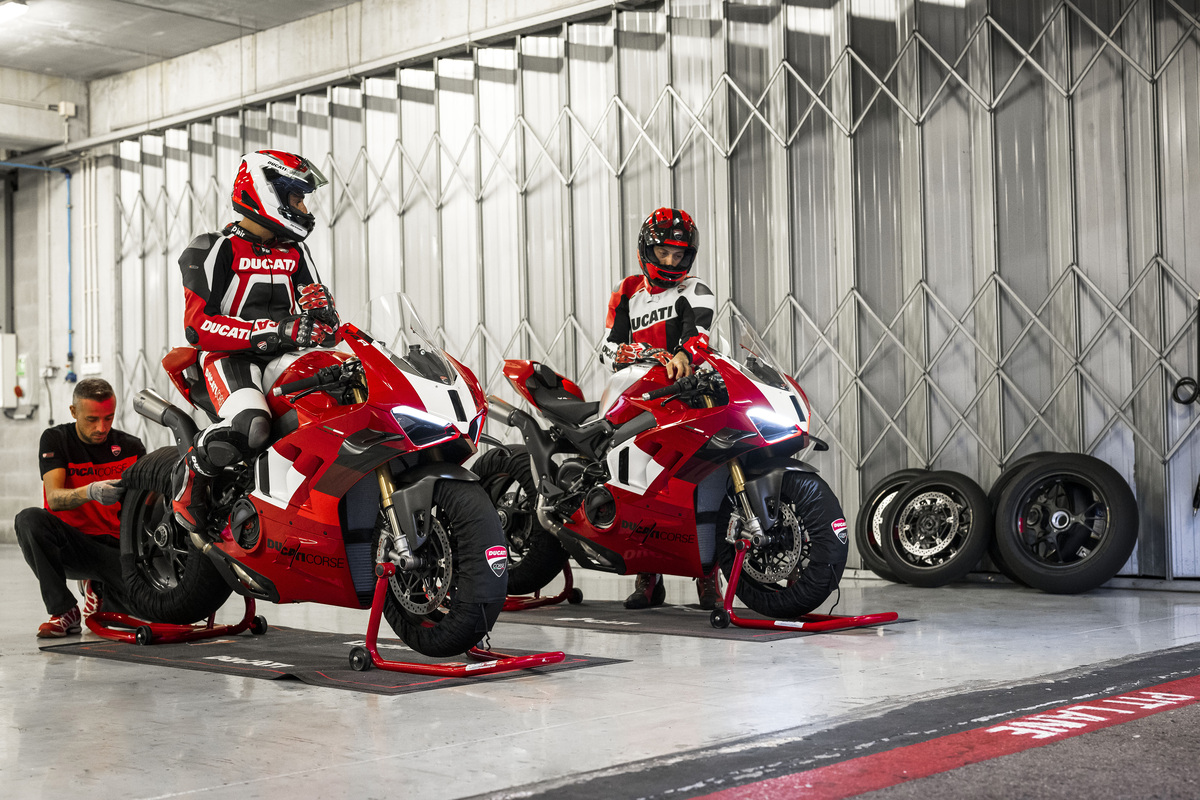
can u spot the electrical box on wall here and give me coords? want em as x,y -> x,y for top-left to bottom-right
0,333 -> 15,410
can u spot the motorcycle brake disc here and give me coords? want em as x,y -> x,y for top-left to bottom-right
896,490 -> 962,559
388,517 -> 453,616
727,506 -> 805,584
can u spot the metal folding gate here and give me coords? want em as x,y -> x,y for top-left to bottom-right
109,0 -> 1200,578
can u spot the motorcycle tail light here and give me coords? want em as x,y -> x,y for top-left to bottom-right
393,408 -> 458,447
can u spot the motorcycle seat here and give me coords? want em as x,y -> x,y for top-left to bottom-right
526,364 -> 599,426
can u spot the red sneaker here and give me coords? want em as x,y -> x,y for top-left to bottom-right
623,572 -> 666,609
37,606 -> 82,638
79,580 -> 102,618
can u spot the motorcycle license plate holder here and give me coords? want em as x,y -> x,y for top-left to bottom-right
358,562 -> 567,676
721,541 -> 899,632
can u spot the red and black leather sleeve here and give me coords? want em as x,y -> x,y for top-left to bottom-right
179,232 -> 256,351
669,282 -> 715,360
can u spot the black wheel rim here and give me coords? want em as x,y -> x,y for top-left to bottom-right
494,476 -> 536,568
132,491 -> 192,592
893,488 -> 973,567
1012,474 -> 1110,567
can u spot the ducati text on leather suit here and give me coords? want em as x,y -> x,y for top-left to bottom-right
181,222 -> 323,355
601,274 -> 716,363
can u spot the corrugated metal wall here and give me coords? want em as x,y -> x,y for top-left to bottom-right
110,0 -> 1200,579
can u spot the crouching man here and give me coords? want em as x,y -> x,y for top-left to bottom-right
15,378 -> 145,637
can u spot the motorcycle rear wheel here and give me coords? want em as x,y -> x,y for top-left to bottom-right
716,471 -> 849,618
379,480 -> 508,658
474,446 -> 567,596
119,446 -> 233,624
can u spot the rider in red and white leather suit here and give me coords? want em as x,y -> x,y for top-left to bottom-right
601,207 -> 722,611
171,150 -> 339,533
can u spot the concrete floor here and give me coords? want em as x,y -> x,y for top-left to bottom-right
3,541 -> 1199,799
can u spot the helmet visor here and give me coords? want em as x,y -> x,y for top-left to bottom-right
267,161 -> 328,197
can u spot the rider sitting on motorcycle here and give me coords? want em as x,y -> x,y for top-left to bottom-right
600,206 -> 722,610
171,150 -> 339,533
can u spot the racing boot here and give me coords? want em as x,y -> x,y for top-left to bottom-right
623,572 -> 666,609
171,446 -> 216,535
695,565 -> 723,611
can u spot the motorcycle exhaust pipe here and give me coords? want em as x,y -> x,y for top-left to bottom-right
189,531 -> 269,595
485,394 -> 557,487
134,389 -> 199,458
486,395 -> 520,426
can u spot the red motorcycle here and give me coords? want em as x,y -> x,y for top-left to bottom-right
117,295 -> 510,659
477,319 -> 850,627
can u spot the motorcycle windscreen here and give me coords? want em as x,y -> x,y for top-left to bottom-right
361,293 -> 458,386
708,311 -> 789,390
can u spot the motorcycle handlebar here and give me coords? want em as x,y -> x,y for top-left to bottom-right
640,374 -> 700,402
272,365 -> 343,397
641,384 -> 679,401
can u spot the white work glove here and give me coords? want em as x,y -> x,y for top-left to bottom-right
86,479 -> 125,505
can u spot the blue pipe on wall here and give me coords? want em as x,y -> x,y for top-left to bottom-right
0,160 -> 75,382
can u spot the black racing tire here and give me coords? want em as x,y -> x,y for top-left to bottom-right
993,454 -> 1138,594
475,446 -> 567,596
985,452 -> 1055,585
988,452 -> 1058,508
380,480 -> 508,658
119,446 -> 233,624
716,471 -> 848,618
471,447 -> 511,493
854,469 -> 928,583
880,470 -> 992,587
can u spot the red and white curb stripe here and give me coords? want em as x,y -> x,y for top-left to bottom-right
697,674 -> 1200,800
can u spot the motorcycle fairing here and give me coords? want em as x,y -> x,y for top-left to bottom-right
204,326 -> 485,609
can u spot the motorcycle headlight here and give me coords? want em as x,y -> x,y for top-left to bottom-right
393,407 -> 458,447
748,408 -> 802,444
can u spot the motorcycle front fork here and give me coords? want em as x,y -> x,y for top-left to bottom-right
728,459 -> 767,547
349,382 -> 419,571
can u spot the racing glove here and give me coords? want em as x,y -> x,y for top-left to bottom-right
613,343 -> 671,367
248,316 -> 333,354
298,283 -> 340,329
86,479 -> 125,505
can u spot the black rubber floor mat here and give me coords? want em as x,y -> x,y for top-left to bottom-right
40,625 -> 624,695
495,600 -> 910,641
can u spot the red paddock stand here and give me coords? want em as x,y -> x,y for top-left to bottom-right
85,595 -> 265,645
349,562 -> 565,676
503,561 -> 583,612
711,541 -> 899,633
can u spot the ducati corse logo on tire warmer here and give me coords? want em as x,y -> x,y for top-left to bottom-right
486,545 -> 508,577
832,518 -> 848,544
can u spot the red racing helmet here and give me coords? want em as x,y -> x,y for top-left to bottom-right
637,207 -> 699,289
232,150 -> 328,241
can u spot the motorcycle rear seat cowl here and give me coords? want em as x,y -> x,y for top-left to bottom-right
526,365 -> 599,426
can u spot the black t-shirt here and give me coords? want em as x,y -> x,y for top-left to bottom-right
39,424 -> 146,537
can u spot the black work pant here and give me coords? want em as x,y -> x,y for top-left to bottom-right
14,507 -> 128,616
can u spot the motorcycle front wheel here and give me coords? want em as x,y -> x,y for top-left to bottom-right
378,480 -> 508,658
716,471 -> 849,618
